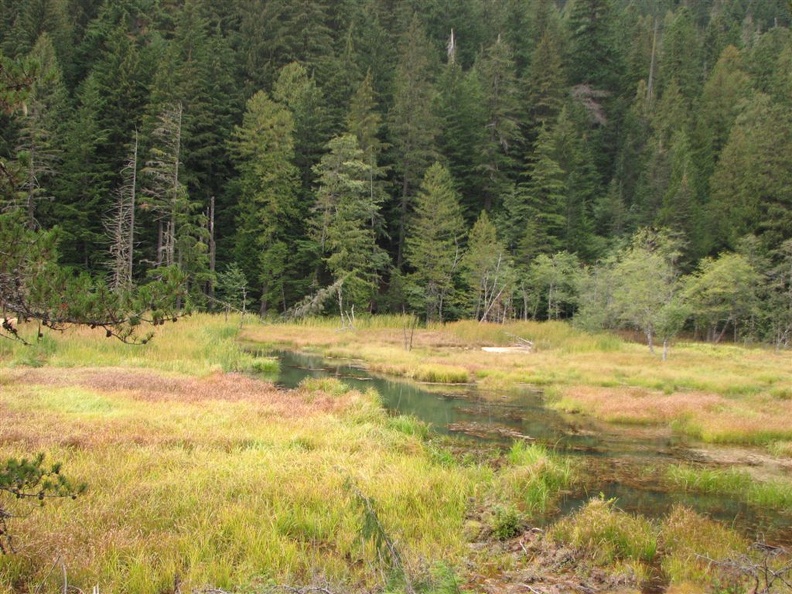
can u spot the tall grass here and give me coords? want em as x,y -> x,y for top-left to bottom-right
549,496 -> 658,565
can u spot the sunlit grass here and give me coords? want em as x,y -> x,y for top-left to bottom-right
659,505 -> 748,588
549,496 -> 658,566
4,314 -> 792,592
0,369 -> 482,592
0,314 -> 278,378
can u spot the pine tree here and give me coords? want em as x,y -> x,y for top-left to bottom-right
14,33 -> 67,230
53,72 -> 112,269
657,7 -> 704,104
565,0 -> 623,93
524,29 -> 567,137
511,123 -> 566,263
435,56 -> 487,221
345,71 -> 388,240
710,93 -> 792,252
473,35 -> 523,212
230,91 -> 301,315
273,62 -> 333,203
404,162 -> 466,322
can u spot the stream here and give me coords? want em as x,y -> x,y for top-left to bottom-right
274,351 -> 791,544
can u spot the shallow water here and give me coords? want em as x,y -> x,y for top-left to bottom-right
275,351 -> 791,544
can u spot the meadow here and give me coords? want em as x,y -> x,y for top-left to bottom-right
242,316 -> 792,451
0,314 -> 789,593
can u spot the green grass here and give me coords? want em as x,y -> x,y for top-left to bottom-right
549,496 -> 658,565
241,319 -> 792,448
666,465 -> 792,509
495,442 -> 576,516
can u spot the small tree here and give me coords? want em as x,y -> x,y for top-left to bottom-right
216,263 -> 249,315
526,251 -> 581,320
1,454 -> 85,553
684,252 -> 762,343
610,229 -> 686,357
463,211 -> 515,322
578,229 -> 687,359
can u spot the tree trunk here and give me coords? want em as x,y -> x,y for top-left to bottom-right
646,326 -> 655,354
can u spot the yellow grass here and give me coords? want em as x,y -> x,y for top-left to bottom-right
0,366 -> 479,592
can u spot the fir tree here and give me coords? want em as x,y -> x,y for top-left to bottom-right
404,162 -> 466,322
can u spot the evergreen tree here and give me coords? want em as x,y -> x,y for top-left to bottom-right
345,71 -> 388,241
510,122 -> 566,263
657,7 -> 704,103
13,33 -> 67,230
273,61 -> 333,204
230,91 -> 301,315
710,93 -> 792,252
473,35 -> 523,212
53,72 -> 112,268
404,162 -> 466,322
565,0 -> 623,94
311,134 -> 389,312
435,56 -> 487,221
524,29 -> 567,137
386,14 -> 440,269
694,45 -> 753,184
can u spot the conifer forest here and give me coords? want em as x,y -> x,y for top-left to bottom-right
3,0 -> 792,346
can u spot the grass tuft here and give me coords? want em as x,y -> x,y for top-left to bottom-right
549,496 -> 658,565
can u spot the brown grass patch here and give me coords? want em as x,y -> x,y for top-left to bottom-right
553,385 -> 792,443
554,386 -> 723,424
0,367 -> 365,452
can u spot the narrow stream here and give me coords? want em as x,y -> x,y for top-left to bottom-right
275,351 -> 791,544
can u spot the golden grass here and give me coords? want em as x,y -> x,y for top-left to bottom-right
0,366 -> 480,592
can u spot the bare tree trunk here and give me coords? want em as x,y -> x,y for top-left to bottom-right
108,132 -> 138,290
646,18 -> 659,106
207,196 -> 216,300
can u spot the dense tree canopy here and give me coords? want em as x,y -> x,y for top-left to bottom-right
2,0 -> 792,347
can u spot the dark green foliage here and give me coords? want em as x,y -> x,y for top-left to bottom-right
1,0 -> 792,339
